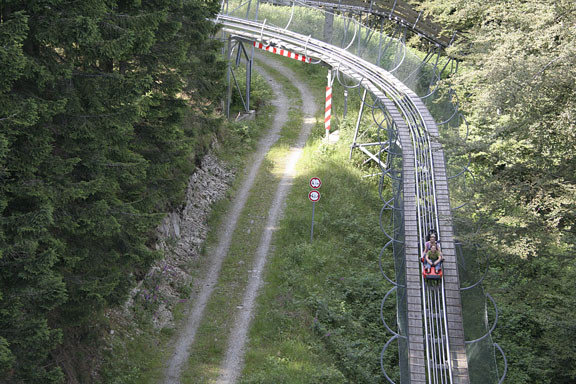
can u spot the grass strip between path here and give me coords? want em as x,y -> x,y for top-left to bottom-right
179,57 -> 312,383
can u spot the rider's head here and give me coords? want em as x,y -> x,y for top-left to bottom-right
426,230 -> 437,242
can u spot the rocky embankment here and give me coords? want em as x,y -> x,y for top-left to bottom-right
110,149 -> 234,330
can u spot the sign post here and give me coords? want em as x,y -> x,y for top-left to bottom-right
309,178 -> 322,242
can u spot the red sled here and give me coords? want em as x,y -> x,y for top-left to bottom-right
421,257 -> 443,279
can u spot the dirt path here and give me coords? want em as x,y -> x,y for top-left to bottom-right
216,57 -> 318,384
162,55 -> 317,383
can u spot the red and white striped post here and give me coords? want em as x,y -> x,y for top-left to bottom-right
325,70 -> 332,140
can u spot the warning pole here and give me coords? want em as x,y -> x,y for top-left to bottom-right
325,70 -> 332,140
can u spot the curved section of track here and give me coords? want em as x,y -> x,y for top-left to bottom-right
261,0 -> 454,47
217,14 -> 469,383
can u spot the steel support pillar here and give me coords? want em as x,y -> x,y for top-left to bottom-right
226,37 -> 233,118
226,39 -> 253,119
350,88 -> 367,159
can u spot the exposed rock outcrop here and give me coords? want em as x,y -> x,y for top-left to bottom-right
112,149 -> 235,330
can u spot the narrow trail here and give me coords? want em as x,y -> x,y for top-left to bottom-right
162,54 -> 317,383
216,56 -> 318,383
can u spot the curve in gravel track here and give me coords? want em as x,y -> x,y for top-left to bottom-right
216,55 -> 318,384
163,53 -> 316,384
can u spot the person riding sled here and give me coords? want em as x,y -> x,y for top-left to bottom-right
423,244 -> 444,274
422,231 -> 441,256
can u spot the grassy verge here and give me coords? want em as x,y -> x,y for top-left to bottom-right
237,60 -> 399,383
238,122 -> 395,384
179,56 -> 310,383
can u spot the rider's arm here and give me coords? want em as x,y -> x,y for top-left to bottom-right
435,250 -> 444,265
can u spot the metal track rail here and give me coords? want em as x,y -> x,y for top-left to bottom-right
216,14 -> 468,383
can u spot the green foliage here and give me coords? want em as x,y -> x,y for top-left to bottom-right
0,0 -> 223,381
418,0 -> 576,382
239,58 -> 398,381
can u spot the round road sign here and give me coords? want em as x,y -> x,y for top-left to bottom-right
309,190 -> 321,202
310,177 -> 322,189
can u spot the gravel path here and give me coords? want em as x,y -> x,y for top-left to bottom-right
162,54 -> 317,383
216,56 -> 318,383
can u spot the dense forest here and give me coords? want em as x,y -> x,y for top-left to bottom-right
419,0 -> 576,382
0,0 -> 223,381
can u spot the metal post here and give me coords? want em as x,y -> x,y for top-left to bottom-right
235,42 -> 243,67
246,54 -> 251,112
341,14 -> 349,47
357,22 -> 362,56
349,88 -> 367,159
233,41 -> 252,113
250,0 -> 259,111
323,8 -> 334,43
343,89 -> 348,119
310,201 -> 316,242
254,0 -> 260,21
245,0 -> 252,19
377,19 -> 384,67
226,37 -> 233,119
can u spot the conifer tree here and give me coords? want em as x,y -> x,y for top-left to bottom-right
1,0 -> 223,381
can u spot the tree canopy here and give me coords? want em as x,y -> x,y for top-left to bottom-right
0,0 -> 224,381
417,0 -> 576,382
